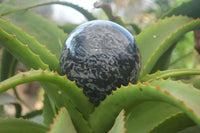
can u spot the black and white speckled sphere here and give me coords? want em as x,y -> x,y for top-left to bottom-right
60,20 -> 141,105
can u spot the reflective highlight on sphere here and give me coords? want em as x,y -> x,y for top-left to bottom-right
60,20 -> 141,106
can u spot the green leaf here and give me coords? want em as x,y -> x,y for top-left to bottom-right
40,82 -> 93,133
140,69 -> 200,82
0,70 -> 93,132
0,26 -> 48,70
0,4 -> 66,59
89,79 -> 200,133
22,109 -> 43,119
162,0 -> 200,19
0,70 -> 93,116
136,16 -> 200,78
50,107 -> 77,133
149,112 -> 196,133
108,110 -> 126,133
0,118 -> 49,133
58,24 -> 78,34
94,2 -> 125,26
0,1 -> 96,21
183,77 -> 200,89
0,48 -> 17,81
149,79 -> 200,126
169,31 -> 195,69
125,102 -> 180,133
42,93 -> 55,126
150,44 -> 175,73
178,126 -> 200,133
0,18 -> 59,71
126,23 -> 141,35
0,6 -> 91,131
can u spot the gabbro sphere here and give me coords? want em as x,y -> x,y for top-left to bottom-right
60,20 -> 141,106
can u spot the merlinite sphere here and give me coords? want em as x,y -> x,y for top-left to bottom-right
60,20 -> 141,106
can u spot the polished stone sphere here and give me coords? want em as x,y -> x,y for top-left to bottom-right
60,20 -> 141,105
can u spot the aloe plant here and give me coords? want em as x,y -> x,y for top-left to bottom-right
0,0 -> 200,133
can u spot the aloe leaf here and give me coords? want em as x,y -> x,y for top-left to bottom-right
0,48 -> 17,81
149,79 -> 200,126
0,48 -> 30,110
0,27 -> 48,70
40,82 -> 92,133
0,70 -> 93,132
94,2 -> 125,26
58,24 -> 78,34
162,0 -> 200,19
108,110 -> 126,133
0,18 -> 59,71
42,93 -> 55,126
149,112 -> 195,133
0,1 -> 96,21
126,23 -> 141,35
0,70 -> 93,115
178,126 -> 200,133
0,4 -> 66,59
22,109 -> 42,119
0,70 -> 94,132
140,69 -> 200,82
136,16 -> 200,78
183,77 -> 200,89
89,79 -> 200,133
170,50 -> 194,67
0,118 -> 49,133
125,102 -> 180,133
169,31 -> 196,69
150,44 -> 175,73
49,107 -> 77,133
